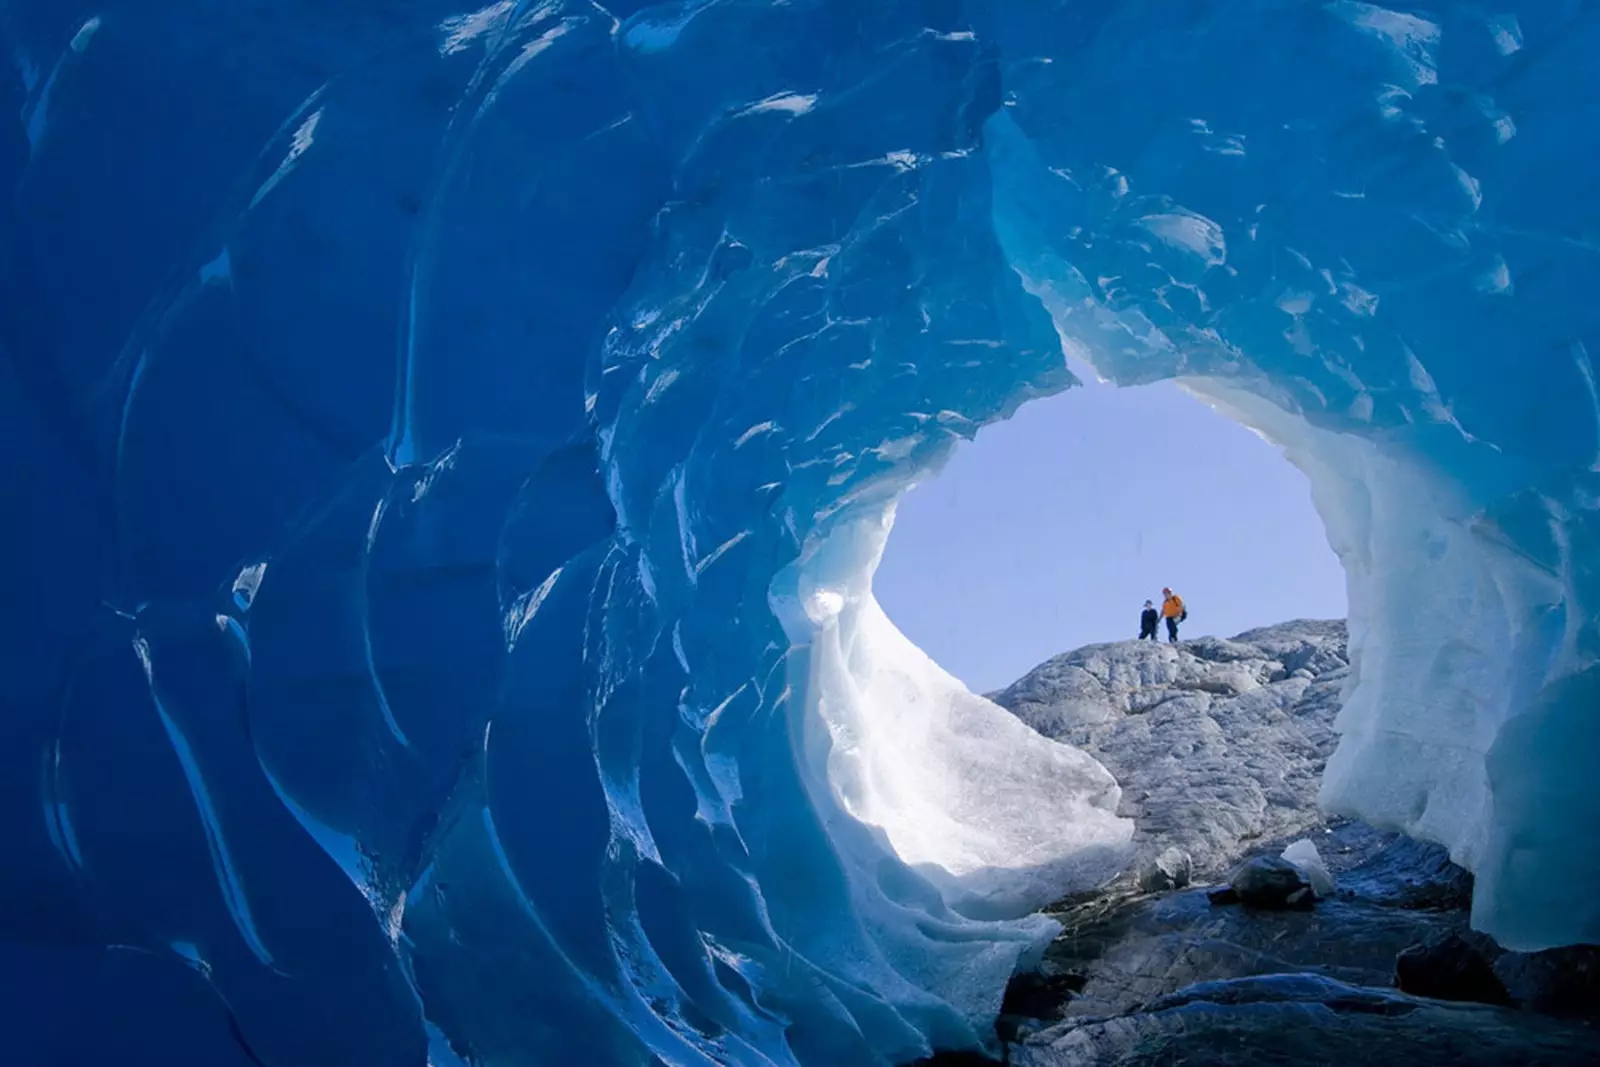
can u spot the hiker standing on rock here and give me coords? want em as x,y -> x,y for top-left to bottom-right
1138,600 -> 1160,641
1161,587 -> 1187,643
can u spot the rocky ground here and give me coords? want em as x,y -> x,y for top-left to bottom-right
990,619 -> 1348,882
924,621 -> 1600,1066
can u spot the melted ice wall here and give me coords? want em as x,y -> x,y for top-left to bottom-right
980,0 -> 1600,953
1,1 -> 1598,1065
786,505 -> 1131,923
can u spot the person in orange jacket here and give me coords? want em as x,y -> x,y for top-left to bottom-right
1160,587 -> 1186,643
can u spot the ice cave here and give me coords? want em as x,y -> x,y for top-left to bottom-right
1,1 -> 1597,1064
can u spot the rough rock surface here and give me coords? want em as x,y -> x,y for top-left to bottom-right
1227,855 -> 1314,908
991,620 -> 1348,879
1011,974 -> 1600,1067
1137,847 -> 1193,893
929,820 -> 1600,1067
1493,944 -> 1600,1021
1032,822 -> 1472,1022
1392,928 -> 1600,1021
1396,933 -> 1513,1006
954,622 -> 1600,1067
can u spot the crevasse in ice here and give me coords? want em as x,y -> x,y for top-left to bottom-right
1,1 -> 1596,1064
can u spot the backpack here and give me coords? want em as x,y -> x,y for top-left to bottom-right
1180,602 -> 1189,622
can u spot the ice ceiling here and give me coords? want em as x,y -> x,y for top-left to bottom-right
1,1 -> 1597,1064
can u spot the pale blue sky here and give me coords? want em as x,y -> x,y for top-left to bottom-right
873,376 -> 1348,693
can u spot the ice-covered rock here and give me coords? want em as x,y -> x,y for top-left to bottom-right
1227,856 -> 1315,909
1282,838 -> 1336,897
994,621 -> 1349,878
1025,820 -> 1483,1023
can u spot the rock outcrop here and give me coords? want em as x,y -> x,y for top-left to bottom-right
1026,821 -> 1473,1026
1136,847 -> 1193,893
991,619 -> 1348,879
1216,854 -> 1315,909
1011,974 -> 1600,1067
958,623 -> 1600,1066
1395,933 -> 1513,1006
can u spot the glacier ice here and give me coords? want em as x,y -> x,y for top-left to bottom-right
1,1 -> 1598,1064
1281,839 -> 1336,899
787,505 -> 1131,924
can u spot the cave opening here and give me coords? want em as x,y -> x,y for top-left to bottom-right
876,371 -> 1347,695
781,362 -> 1356,924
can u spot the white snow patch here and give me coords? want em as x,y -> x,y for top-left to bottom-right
736,92 -> 818,118
505,567 -> 564,647
231,561 -> 268,612
1340,283 -> 1380,317
734,421 -> 778,448
438,2 -> 514,55
70,16 -> 102,52
1475,254 -> 1514,296
1453,164 -> 1484,212
1136,210 -> 1227,267
695,531 -> 749,576
250,108 -> 324,209
643,366 -> 680,404
1486,14 -> 1523,55
1282,839 -> 1336,896
1328,1 -> 1441,88
1277,290 -> 1314,316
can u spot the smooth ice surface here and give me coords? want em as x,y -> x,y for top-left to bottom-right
795,508 -> 1130,922
1282,839 -> 1337,898
2,2 -> 1598,1065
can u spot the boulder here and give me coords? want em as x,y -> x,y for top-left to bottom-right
1495,943 -> 1600,1020
1281,838 -> 1335,896
1395,933 -> 1512,1006
1034,878 -> 1465,1020
1012,974 -> 1600,1067
991,620 -> 1348,880
1228,856 -> 1313,909
1137,847 -> 1193,893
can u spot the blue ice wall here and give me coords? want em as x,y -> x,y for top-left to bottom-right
977,0 -> 1600,955
1,2 -> 1597,1065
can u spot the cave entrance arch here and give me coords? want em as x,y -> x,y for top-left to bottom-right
6,2 -> 1600,1065
780,353 -> 1570,956
875,371 -> 1347,694
837,368 -> 1353,907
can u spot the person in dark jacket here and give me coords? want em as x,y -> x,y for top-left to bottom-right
1139,600 -> 1160,641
